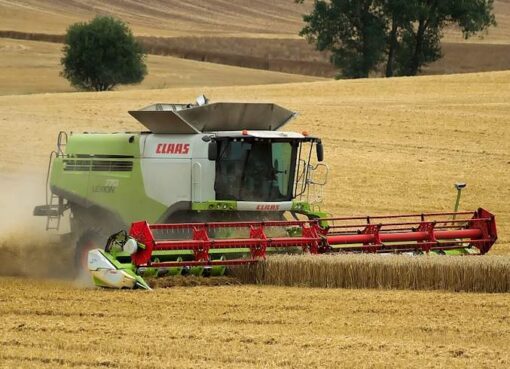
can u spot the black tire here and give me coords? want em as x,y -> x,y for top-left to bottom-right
74,228 -> 104,276
69,203 -> 124,277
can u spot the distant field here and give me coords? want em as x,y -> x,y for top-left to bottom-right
0,0 -> 309,37
139,37 -> 510,76
2,31 -> 510,83
0,38 -> 321,95
2,0 -> 510,42
1,0 -> 509,79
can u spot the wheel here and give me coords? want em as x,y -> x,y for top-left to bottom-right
68,203 -> 124,278
74,228 -> 105,277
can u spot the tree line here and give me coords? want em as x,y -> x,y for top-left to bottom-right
296,0 -> 496,78
59,3 -> 496,91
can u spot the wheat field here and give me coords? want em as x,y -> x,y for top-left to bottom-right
0,71 -> 509,368
233,254 -> 510,292
1,2 -> 510,365
1,277 -> 510,369
2,0 -> 510,41
2,0 -> 510,80
0,38 -> 321,95
0,0 -> 309,37
0,64 -> 509,369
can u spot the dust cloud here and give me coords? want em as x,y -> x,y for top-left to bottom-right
0,171 -> 74,279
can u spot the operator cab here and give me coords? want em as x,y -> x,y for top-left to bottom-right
211,133 -> 321,203
129,96 -> 326,205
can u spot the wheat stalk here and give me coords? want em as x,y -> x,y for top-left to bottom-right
231,254 -> 510,293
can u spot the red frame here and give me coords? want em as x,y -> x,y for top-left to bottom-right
128,208 -> 497,268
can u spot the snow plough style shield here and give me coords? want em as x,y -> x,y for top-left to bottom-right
88,249 -> 151,290
88,208 -> 497,290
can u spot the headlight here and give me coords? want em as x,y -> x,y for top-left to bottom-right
123,238 -> 138,255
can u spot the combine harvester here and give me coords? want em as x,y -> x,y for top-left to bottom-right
34,96 -> 497,290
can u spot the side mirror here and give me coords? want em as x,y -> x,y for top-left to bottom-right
316,142 -> 324,162
208,141 -> 218,161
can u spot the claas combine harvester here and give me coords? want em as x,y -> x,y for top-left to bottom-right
34,96 -> 497,290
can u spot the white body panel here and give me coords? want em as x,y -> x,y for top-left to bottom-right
192,159 -> 215,202
140,159 -> 191,206
138,131 -> 298,210
215,131 -> 304,139
139,134 -> 214,206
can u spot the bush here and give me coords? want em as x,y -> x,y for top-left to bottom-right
61,16 -> 147,91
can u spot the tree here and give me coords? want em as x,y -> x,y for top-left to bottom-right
61,16 -> 147,91
297,0 -> 496,78
392,0 -> 496,76
381,0 -> 417,77
297,0 -> 387,78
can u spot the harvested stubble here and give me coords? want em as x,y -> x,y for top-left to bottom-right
232,254 -> 510,293
148,275 -> 241,288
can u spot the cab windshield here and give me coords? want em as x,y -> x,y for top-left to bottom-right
215,139 -> 298,202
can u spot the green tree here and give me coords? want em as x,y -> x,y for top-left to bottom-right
297,0 -> 496,78
61,16 -> 147,91
381,0 -> 417,77
393,0 -> 496,76
297,0 -> 387,78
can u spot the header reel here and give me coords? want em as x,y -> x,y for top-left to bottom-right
88,208 -> 497,290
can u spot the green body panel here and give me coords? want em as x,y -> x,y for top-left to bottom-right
98,249 -> 151,289
192,201 -> 237,211
291,201 -> 330,226
443,248 -> 470,255
51,133 -> 167,226
191,200 -> 324,218
65,133 -> 141,157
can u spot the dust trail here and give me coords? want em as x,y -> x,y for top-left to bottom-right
0,171 -> 74,279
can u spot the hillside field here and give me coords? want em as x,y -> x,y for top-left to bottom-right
2,0 -> 510,41
1,0 -> 510,81
0,38 -> 321,95
0,71 -> 508,252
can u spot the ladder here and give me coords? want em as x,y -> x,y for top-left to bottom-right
44,132 -> 68,231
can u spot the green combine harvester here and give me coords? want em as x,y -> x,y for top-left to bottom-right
34,96 -> 497,290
